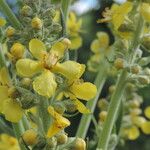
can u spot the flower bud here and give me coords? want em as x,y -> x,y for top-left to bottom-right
65,101 -> 77,113
97,98 -> 108,110
22,129 -> 38,145
21,5 -> 33,16
108,85 -> 116,94
8,87 -> 20,99
114,58 -> 125,70
128,100 -> 140,108
6,26 -> 15,37
72,138 -> 86,150
10,43 -> 25,59
45,8 -> 56,18
31,17 -> 43,29
47,137 -> 57,148
56,133 -> 68,145
54,103 -> 65,114
131,65 -> 141,74
141,35 -> 150,51
21,78 -> 32,88
144,68 -> 150,76
138,75 -> 150,85
99,111 -> 107,122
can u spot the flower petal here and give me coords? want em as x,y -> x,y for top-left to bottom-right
52,61 -> 85,80
33,70 -> 57,98
0,67 -> 11,85
29,39 -> 46,60
74,99 -> 90,114
16,59 -> 42,77
126,126 -> 140,140
0,18 -> 6,27
70,36 -> 82,50
47,106 -> 70,138
50,41 -> 66,59
2,98 -> 23,123
141,121 -> 150,134
70,82 -> 97,101
0,86 -> 9,112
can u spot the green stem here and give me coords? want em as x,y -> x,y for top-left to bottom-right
76,60 -> 108,138
97,11 -> 144,150
0,44 -> 5,68
38,98 -> 51,133
97,70 -> 128,150
0,0 -> 22,29
12,122 -> 26,150
61,0 -> 71,22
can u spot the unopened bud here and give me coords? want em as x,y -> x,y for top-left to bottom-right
47,137 -> 57,148
97,98 -> 108,110
54,103 -> 65,114
51,23 -> 62,33
31,17 -> 43,29
141,36 -> 150,51
114,58 -> 125,70
109,85 -> 116,94
56,133 -> 68,145
138,75 -> 150,85
99,111 -> 107,122
6,26 -> 15,37
72,138 -> 86,150
21,5 -> 32,16
22,129 -> 38,145
10,43 -> 25,59
131,65 -> 141,74
21,78 -> 32,87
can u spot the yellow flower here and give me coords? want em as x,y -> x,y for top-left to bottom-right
140,3 -> 150,22
0,67 -> 23,123
91,32 -> 109,54
16,39 -> 84,97
141,121 -> 150,134
0,17 -> 6,27
125,126 -> 140,140
144,106 -> 150,119
47,106 -> 70,138
0,134 -> 20,150
97,2 -> 133,30
59,79 -> 97,114
67,12 -> 82,50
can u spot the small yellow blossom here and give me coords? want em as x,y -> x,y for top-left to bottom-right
0,17 -> 6,27
47,106 -> 70,138
91,32 -> 109,54
0,134 -> 20,150
67,12 -> 82,50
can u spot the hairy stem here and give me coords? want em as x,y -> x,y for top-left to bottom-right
97,14 -> 144,150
